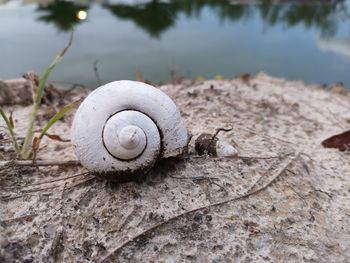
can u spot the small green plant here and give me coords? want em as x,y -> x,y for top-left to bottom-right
0,32 -> 79,160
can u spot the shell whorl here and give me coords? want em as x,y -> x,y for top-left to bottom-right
102,111 -> 157,161
71,80 -> 188,175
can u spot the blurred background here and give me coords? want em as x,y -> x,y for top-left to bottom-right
0,0 -> 349,88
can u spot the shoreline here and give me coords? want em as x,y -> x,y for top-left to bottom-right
1,73 -> 350,262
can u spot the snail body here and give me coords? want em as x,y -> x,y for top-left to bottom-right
195,133 -> 238,157
71,80 -> 189,177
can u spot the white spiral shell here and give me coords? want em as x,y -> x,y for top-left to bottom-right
71,80 -> 189,176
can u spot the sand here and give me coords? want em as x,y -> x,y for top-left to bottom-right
0,73 -> 349,262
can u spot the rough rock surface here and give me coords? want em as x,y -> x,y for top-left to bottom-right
1,74 -> 349,263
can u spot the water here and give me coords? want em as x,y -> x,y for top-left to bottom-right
0,0 -> 350,88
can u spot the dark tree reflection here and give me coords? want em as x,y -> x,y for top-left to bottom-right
105,1 -> 179,38
36,1 -> 89,31
257,0 -> 345,37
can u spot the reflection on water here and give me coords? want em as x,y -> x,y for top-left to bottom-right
33,0 -> 349,37
319,37 -> 350,58
0,0 -> 349,87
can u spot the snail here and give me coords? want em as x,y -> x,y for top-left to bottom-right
71,80 -> 189,178
195,130 -> 238,157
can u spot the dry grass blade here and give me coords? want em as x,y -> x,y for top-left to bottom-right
0,160 -> 80,168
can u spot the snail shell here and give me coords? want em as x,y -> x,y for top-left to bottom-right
71,80 -> 189,177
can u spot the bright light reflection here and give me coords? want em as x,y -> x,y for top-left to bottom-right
77,10 -> 87,20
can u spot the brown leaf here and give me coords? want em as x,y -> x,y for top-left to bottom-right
236,73 -> 251,83
45,133 -> 70,142
32,137 -> 40,156
321,129 -> 350,151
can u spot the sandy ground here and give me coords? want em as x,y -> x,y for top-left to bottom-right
0,74 -> 350,263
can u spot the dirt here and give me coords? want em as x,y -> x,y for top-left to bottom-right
0,73 -> 349,263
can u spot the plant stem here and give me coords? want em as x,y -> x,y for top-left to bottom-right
20,103 -> 39,159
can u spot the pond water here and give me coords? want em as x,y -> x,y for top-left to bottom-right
0,0 -> 350,88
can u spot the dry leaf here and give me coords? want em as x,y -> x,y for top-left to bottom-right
321,129 -> 350,151
45,133 -> 70,142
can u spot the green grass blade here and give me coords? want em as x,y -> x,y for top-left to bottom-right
38,98 -> 82,141
21,32 -> 73,159
0,107 -> 20,153
35,33 -> 73,105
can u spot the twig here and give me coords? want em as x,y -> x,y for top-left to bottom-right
206,180 -> 228,193
190,152 -> 294,161
3,172 -> 91,194
237,153 -> 293,160
0,159 -> 80,167
247,153 -> 299,194
93,60 -> 102,85
65,176 -> 96,190
170,174 -> 227,193
101,153 -> 298,262
169,175 -> 219,181
22,171 -> 90,187
212,127 -> 233,140
0,214 -> 37,224
21,176 -> 95,194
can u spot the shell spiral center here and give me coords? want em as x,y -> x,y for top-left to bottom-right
118,125 -> 146,151
102,111 -> 155,161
